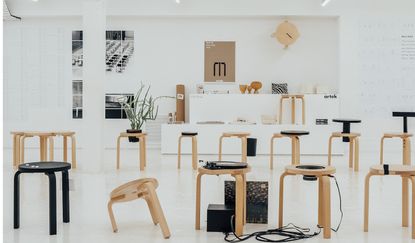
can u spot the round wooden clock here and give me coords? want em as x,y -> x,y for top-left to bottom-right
271,20 -> 300,48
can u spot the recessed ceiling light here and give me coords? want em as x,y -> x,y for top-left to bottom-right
175,0 -> 180,3
321,0 -> 331,7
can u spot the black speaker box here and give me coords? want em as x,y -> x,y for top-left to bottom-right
207,204 -> 235,232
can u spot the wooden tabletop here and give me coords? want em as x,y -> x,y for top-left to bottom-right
285,165 -> 336,176
198,166 -> 251,175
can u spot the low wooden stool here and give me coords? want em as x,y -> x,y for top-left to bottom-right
107,178 -> 170,239
177,132 -> 198,170
279,94 -> 305,125
279,165 -> 336,239
364,164 -> 415,239
116,132 -> 147,171
279,130 -> 310,166
11,132 -> 25,167
219,132 -> 250,162
19,132 -> 55,163
328,132 -> 360,171
269,133 -> 284,169
196,166 -> 251,236
380,133 -> 412,165
53,131 -> 77,169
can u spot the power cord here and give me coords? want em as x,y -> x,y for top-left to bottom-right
224,175 -> 343,242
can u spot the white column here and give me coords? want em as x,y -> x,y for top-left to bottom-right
81,0 -> 106,172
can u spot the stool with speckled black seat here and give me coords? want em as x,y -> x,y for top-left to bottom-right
275,130 -> 310,166
178,132 -> 198,170
14,162 -> 71,235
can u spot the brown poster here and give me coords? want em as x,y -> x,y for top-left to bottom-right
204,41 -> 235,82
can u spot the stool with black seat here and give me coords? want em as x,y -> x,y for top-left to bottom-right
279,165 -> 335,239
364,164 -> 415,239
328,119 -> 361,171
177,132 -> 198,170
219,132 -> 250,163
270,130 -> 309,168
14,162 -> 71,235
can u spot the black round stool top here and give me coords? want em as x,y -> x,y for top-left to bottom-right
182,132 -> 198,136
280,130 -> 310,136
18,162 -> 71,173
332,119 -> 361,123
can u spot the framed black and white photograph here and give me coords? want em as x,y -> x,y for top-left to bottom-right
72,30 -> 83,79
105,30 -> 134,73
72,80 -> 83,119
105,93 -> 134,119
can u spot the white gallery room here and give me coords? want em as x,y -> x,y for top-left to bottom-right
2,0 -> 415,242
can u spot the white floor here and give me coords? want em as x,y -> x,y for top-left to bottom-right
3,148 -> 415,243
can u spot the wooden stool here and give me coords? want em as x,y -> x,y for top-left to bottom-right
107,178 -> 170,239
196,166 -> 251,236
364,165 -> 415,239
53,131 -> 77,169
278,130 -> 310,166
11,132 -> 25,167
116,132 -> 147,171
279,94 -> 305,125
328,132 -> 360,171
19,132 -> 55,164
279,165 -> 336,239
380,133 -> 412,165
219,132 -> 250,162
269,133 -> 284,169
177,132 -> 198,170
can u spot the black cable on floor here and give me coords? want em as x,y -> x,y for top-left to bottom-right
224,175 -> 343,242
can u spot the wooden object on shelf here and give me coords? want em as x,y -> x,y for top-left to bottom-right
247,85 -> 253,94
328,132 -> 361,172
177,132 -> 198,170
364,164 -> 415,239
176,84 -> 185,123
250,81 -> 262,94
196,166 -> 251,236
239,85 -> 247,94
279,94 -> 305,125
218,132 -> 251,162
279,165 -> 335,239
108,178 -> 170,239
116,132 -> 147,171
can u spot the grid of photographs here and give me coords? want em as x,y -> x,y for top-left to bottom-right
105,93 -> 134,119
72,30 -> 83,119
106,31 -> 134,73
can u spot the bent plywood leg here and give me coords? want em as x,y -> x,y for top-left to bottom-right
144,196 -> 159,225
318,176 -> 324,227
327,135 -> 334,166
364,172 -> 373,232
295,137 -> 300,165
40,137 -> 46,161
404,138 -> 411,165
195,173 -> 202,230
177,136 -> 182,169
49,137 -> 54,161
241,137 -> 247,163
301,97 -> 305,125
145,183 -> 171,239
143,137 -> 147,167
403,176 -> 409,227
12,135 -> 17,167
354,137 -> 360,172
270,137 -> 275,170
322,176 -> 331,239
219,136 -> 224,161
291,97 -> 295,124
279,97 -> 283,124
116,136 -> 121,169
242,174 -> 247,225
291,138 -> 296,165
20,136 -> 26,164
410,176 -> 415,239
71,136 -> 77,169
380,136 -> 385,165
234,174 -> 244,236
278,172 -> 289,228
349,139 -> 354,169
139,137 -> 146,171
107,200 -> 118,232
192,136 -> 198,170
63,136 -> 68,162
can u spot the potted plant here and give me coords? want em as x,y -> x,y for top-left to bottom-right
119,83 -> 172,142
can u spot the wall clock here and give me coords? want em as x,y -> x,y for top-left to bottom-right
271,20 -> 300,49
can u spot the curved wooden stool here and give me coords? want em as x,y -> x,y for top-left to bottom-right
364,165 -> 415,239
116,132 -> 147,170
177,132 -> 198,170
274,130 -> 310,166
107,178 -> 170,239
52,131 -> 77,169
218,132 -> 250,162
279,94 -> 305,125
380,133 -> 412,165
19,132 -> 55,164
11,132 -> 25,167
269,133 -> 284,169
279,165 -> 336,239
196,166 -> 251,236
328,132 -> 361,171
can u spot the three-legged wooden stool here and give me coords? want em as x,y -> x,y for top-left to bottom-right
219,132 -> 250,162
177,132 -> 198,170
364,164 -> 415,239
116,132 -> 147,171
380,133 -> 412,165
196,166 -> 251,236
19,132 -> 55,163
54,131 -> 77,169
107,178 -> 170,239
328,132 -> 360,171
272,130 -> 310,167
279,94 -> 305,125
279,165 -> 335,239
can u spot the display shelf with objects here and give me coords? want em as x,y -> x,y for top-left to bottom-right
162,93 -> 343,155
